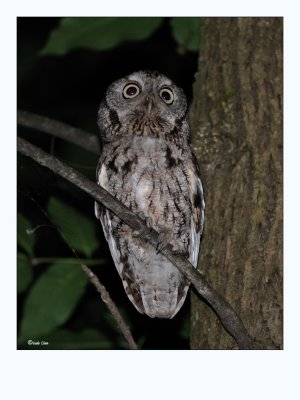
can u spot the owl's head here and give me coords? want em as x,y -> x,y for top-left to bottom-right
98,71 -> 189,143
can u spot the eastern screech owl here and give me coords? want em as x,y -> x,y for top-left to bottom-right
95,70 -> 205,319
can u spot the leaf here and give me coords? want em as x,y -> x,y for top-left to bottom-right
17,212 -> 36,255
170,17 -> 202,52
17,252 -> 33,293
19,263 -> 87,341
47,197 -> 98,257
40,17 -> 164,55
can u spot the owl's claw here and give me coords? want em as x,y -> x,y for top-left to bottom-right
144,217 -> 153,230
156,233 -> 180,254
133,214 -> 153,238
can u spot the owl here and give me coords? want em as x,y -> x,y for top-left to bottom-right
95,70 -> 205,319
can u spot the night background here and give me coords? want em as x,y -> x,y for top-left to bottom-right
17,17 -> 201,349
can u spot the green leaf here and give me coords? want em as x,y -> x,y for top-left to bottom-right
41,17 -> 164,55
19,263 -> 87,341
17,212 -> 36,255
47,197 -> 98,257
170,17 -> 201,52
17,252 -> 33,293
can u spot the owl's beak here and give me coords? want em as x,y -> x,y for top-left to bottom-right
144,96 -> 155,114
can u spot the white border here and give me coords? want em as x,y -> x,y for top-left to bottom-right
2,1 -> 300,399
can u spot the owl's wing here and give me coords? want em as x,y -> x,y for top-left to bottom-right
94,201 -> 110,241
95,163 -> 146,314
188,154 -> 205,267
96,205 -> 125,276
94,162 -> 130,278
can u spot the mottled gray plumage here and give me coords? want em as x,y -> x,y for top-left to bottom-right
95,70 -> 204,318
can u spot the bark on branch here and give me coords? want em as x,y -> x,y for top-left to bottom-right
17,132 -> 262,349
17,110 -> 100,155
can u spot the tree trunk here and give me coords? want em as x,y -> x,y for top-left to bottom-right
190,17 -> 283,349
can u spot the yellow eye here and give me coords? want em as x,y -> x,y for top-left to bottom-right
159,87 -> 174,104
123,83 -> 140,99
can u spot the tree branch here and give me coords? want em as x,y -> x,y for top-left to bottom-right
17,110 -> 100,155
18,135 -> 262,349
81,264 -> 138,350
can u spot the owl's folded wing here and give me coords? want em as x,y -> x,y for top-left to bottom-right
188,155 -> 205,267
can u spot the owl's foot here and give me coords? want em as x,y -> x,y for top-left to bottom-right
156,231 -> 181,254
133,213 -> 153,238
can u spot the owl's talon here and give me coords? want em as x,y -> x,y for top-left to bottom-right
156,233 -> 181,254
133,214 -> 154,239
137,212 -> 153,230
137,211 -> 146,220
133,218 -> 153,239
145,217 -> 153,229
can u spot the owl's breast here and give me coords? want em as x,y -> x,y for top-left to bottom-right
100,137 -> 193,242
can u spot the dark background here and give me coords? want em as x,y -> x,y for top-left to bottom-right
17,17 -> 199,349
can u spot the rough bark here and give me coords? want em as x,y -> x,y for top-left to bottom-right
190,17 -> 283,349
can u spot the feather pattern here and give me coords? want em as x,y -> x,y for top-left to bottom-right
95,71 -> 204,318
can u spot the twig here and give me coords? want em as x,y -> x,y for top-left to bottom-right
17,135 -> 260,349
17,110 -> 100,155
31,257 -> 106,266
81,264 -> 138,350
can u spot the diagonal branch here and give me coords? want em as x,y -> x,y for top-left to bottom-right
17,135 -> 262,349
17,110 -> 100,155
81,264 -> 138,350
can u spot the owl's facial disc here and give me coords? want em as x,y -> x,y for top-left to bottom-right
99,71 -> 188,141
120,80 -> 176,120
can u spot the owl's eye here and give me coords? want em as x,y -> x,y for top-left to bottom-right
159,87 -> 174,105
123,83 -> 140,99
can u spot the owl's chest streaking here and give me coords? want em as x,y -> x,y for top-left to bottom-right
99,136 -> 193,232
96,136 -> 204,318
